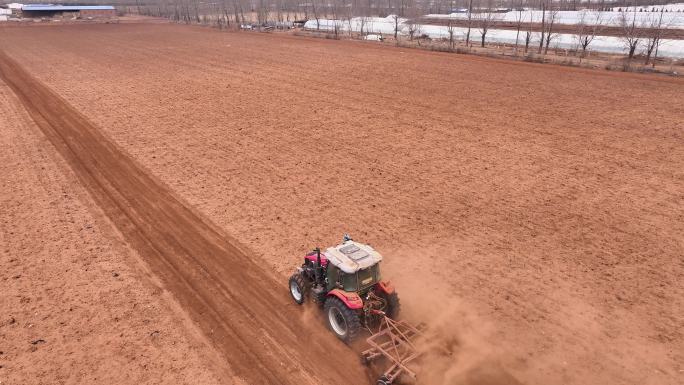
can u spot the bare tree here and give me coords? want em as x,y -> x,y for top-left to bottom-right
465,0 -> 475,46
406,7 -> 419,41
331,0 -> 342,37
367,16 -> 376,35
182,1 -> 191,23
619,5 -> 641,60
575,10 -> 603,61
275,0 -> 283,25
359,15 -> 367,36
514,2 -> 525,54
447,15 -> 456,50
644,8 -> 666,65
477,12 -> 494,47
347,0 -> 354,37
524,10 -> 533,53
238,0 -> 246,25
221,0 -> 231,29
407,22 -> 417,40
233,0 -> 243,27
311,0 -> 320,30
255,0 -> 270,26
538,0 -> 546,53
391,13 -> 400,44
407,1 -> 424,42
417,27 -> 428,46
193,0 -> 200,24
543,8 -> 559,54
477,0 -> 501,48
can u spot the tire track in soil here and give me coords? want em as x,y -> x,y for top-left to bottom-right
0,50 -> 369,385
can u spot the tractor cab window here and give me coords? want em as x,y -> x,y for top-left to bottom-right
327,262 -> 382,292
339,264 -> 381,292
326,264 -> 339,291
358,264 -> 381,289
341,272 -> 358,292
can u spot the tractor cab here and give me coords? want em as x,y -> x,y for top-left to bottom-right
323,241 -> 383,293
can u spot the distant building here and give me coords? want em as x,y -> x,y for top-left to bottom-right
6,3 -> 24,10
0,5 -> 11,21
3,2 -> 23,16
21,5 -> 115,18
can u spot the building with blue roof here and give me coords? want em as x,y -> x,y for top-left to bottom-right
21,4 -> 115,18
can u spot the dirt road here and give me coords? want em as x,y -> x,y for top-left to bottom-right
0,50 -> 367,385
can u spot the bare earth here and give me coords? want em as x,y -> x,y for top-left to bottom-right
0,22 -> 682,385
0,64 -> 222,384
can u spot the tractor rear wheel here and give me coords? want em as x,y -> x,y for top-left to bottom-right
324,297 -> 361,343
288,273 -> 307,305
384,292 -> 401,319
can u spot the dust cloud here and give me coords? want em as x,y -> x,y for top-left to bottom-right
385,259 -> 522,385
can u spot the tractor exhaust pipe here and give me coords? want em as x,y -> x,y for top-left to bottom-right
313,247 -> 323,284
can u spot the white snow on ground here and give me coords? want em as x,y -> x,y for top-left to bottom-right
418,24 -> 684,58
425,9 -> 684,29
304,16 -> 684,58
305,15 -> 407,35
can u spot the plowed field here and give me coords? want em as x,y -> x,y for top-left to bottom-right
0,22 -> 682,385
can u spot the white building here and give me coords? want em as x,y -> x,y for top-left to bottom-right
3,3 -> 23,17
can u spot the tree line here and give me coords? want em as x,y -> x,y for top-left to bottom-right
132,0 -> 677,65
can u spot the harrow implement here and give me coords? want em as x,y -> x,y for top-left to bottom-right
361,316 -> 427,385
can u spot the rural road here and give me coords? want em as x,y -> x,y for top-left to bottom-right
0,50 -> 369,385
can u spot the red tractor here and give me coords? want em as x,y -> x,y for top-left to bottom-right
288,235 -> 400,343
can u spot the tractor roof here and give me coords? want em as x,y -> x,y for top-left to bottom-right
324,240 -> 383,274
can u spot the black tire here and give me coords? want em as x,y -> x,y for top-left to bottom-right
377,375 -> 391,385
384,291 -> 401,319
288,273 -> 307,305
324,296 -> 361,343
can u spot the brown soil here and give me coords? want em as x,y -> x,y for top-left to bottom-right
0,49 -> 367,385
0,63 -> 222,384
1,22 -> 683,385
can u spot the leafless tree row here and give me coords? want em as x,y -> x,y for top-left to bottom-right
618,4 -> 670,64
134,0 -> 676,64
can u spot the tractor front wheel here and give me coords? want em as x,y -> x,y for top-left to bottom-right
288,273 -> 307,305
324,297 -> 361,343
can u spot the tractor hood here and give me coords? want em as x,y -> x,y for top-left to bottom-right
324,241 -> 383,274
